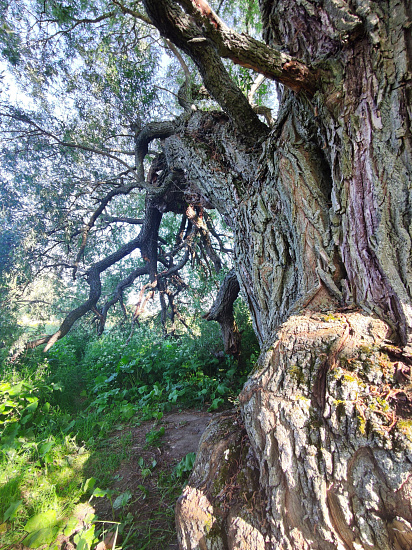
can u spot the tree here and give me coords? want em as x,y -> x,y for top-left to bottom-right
0,0 -> 240,353
2,0 -> 412,548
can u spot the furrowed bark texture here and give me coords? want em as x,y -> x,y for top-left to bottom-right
259,0 -> 412,346
146,0 -> 412,547
178,313 -> 412,549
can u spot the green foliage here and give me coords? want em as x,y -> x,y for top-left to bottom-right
113,489 -> 132,510
23,509 -> 60,548
0,376 -> 62,452
0,299 -> 259,548
213,0 -> 263,36
0,183 -> 27,356
145,425 -> 165,446
0,354 -> 93,547
75,313 -> 256,425
0,0 -> 164,350
174,452 -> 196,479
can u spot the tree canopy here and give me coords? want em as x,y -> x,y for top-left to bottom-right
0,0 -> 275,353
2,1 -> 412,549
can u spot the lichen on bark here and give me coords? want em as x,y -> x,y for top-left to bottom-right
179,312 -> 412,549
140,0 -> 412,547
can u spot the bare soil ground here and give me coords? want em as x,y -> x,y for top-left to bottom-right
91,410 -> 213,550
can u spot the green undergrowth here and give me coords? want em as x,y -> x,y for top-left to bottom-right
0,314 -> 258,549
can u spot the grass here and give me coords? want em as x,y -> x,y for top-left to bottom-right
0,315 -> 259,549
0,391 -> 185,549
0,439 -> 91,547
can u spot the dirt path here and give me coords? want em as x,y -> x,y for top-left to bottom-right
93,410 -> 213,550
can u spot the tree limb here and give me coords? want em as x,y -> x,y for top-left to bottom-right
98,265 -> 149,334
101,215 -> 144,224
111,0 -> 155,26
165,39 -> 195,112
204,268 -> 241,356
248,73 -> 265,104
23,205 -> 161,352
134,120 -> 176,181
142,0 -> 268,140
176,0 -> 318,94
73,182 -> 141,278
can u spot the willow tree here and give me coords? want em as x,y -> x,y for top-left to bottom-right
2,0 -> 412,548
138,1 -> 412,549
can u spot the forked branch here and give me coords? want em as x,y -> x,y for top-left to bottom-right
144,0 -> 318,98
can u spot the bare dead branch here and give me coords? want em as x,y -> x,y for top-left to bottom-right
252,104 -> 275,127
186,205 -> 222,272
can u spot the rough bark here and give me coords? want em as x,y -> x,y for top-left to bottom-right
16,0 -> 410,544
144,0 -> 412,547
259,0 -> 412,348
177,312 -> 412,549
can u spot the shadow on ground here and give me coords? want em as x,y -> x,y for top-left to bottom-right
90,410 -> 213,550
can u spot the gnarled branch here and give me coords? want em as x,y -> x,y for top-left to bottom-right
150,0 -> 318,94
142,0 -> 269,141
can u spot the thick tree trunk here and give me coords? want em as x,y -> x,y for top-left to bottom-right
150,0 -> 412,547
177,312 -> 412,549
259,0 -> 412,348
